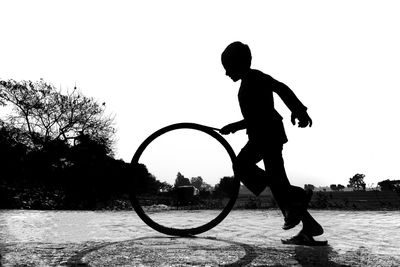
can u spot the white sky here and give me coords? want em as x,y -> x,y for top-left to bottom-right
1,1 -> 400,187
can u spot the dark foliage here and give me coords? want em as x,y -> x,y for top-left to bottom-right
174,172 -> 191,188
378,179 -> 400,193
0,123 -> 143,209
348,173 -> 366,191
0,79 -> 160,210
304,184 -> 315,191
213,176 -> 235,197
330,184 -> 345,191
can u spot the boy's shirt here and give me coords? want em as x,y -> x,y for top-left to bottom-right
238,69 -> 307,145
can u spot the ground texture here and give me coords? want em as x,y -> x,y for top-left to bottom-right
1,210 -> 399,266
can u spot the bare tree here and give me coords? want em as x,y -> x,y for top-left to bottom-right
0,79 -> 115,154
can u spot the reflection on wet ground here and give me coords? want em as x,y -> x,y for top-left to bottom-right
0,209 -> 399,266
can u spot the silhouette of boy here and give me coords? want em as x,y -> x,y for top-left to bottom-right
220,41 -> 324,244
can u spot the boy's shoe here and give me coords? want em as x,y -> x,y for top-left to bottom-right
281,232 -> 328,246
282,189 -> 313,230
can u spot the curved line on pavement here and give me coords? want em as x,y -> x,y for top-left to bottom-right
66,236 -> 257,267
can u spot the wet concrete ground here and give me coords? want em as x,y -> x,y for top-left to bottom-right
1,209 -> 399,266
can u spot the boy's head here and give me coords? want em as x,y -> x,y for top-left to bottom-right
221,41 -> 252,82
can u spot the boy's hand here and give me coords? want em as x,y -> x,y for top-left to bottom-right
291,111 -> 312,128
220,123 -> 238,135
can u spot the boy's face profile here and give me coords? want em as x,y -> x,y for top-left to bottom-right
221,41 -> 252,82
223,62 -> 242,82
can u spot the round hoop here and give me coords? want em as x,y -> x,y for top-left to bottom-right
130,122 -> 240,236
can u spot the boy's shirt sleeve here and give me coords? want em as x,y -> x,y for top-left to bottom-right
268,76 -> 308,115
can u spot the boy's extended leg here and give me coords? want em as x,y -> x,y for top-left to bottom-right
262,144 -> 311,230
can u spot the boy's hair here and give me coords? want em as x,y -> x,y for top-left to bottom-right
221,41 -> 252,69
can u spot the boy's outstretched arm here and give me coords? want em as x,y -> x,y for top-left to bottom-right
272,79 -> 312,128
220,120 -> 246,135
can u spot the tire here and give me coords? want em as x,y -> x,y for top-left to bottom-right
130,122 -> 240,236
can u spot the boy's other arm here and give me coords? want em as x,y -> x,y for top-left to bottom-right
272,79 -> 312,128
220,120 -> 246,135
